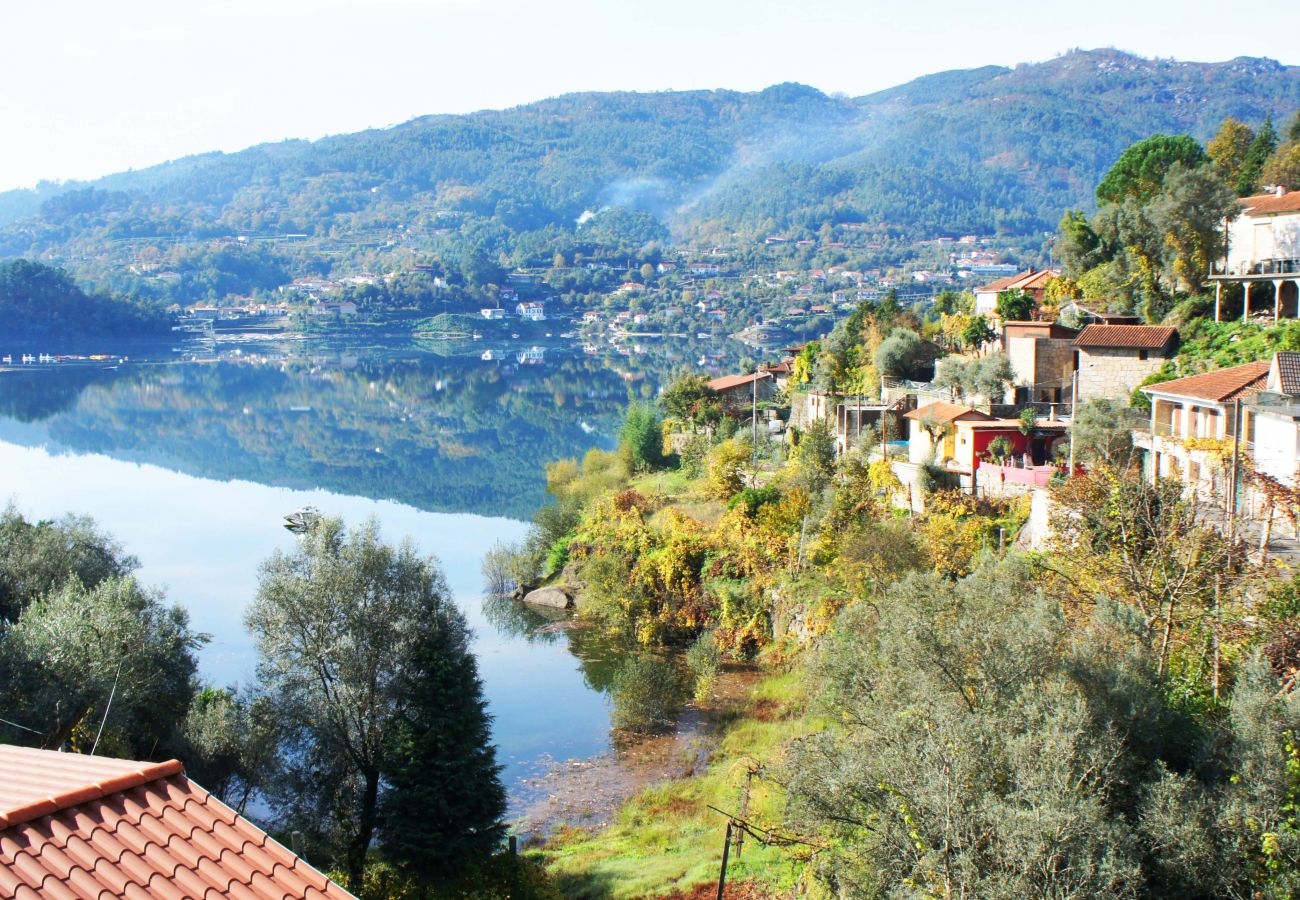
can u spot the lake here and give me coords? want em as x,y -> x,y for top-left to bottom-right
0,334 -> 751,808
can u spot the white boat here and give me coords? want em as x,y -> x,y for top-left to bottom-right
283,506 -> 321,535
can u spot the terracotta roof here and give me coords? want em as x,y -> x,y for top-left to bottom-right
1141,360 -> 1269,403
959,418 -> 1068,430
1073,324 -> 1177,350
708,372 -> 771,392
903,401 -> 995,425
0,744 -> 354,900
1242,190 -> 1300,216
976,268 -> 1058,294
1273,352 -> 1300,396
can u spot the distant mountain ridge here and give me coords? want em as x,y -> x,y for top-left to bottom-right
0,49 -> 1296,291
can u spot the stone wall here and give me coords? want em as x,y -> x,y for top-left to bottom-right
1077,348 -> 1168,402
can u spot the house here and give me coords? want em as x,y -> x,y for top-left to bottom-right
0,744 -> 355,898
903,401 -> 996,466
516,301 -> 545,321
1073,324 -> 1178,402
706,309 -> 726,320
973,268 -> 1058,316
617,282 -> 646,294
835,400 -> 905,457
480,307 -> 506,319
1246,352 -> 1300,487
633,312 -> 650,326
1137,360 -> 1269,496
582,310 -> 602,323
708,371 -> 773,411
1210,187 -> 1300,322
309,300 -> 358,318
1002,320 -> 1078,405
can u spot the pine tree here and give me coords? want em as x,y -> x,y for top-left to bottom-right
378,598 -> 506,886
1237,116 -> 1279,196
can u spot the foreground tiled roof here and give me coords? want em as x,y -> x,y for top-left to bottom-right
904,401 -> 995,425
1073,324 -> 1177,350
1141,360 -> 1269,403
708,371 -> 771,392
0,744 -> 354,900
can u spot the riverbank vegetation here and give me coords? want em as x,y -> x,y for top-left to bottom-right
483,331 -> 1300,896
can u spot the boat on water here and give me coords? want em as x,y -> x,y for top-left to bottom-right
283,506 -> 321,534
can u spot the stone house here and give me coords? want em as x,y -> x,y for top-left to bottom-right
1002,320 -> 1078,405
1073,324 -> 1178,402
708,371 -> 773,413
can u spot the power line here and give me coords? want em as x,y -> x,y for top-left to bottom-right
90,660 -> 124,756
0,715 -> 40,735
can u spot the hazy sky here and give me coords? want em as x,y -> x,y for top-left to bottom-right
1,0 -> 1296,192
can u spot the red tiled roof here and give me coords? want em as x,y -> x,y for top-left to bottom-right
903,401 -> 995,425
1242,190 -> 1300,216
708,372 -> 771,392
1073,324 -> 1177,350
977,268 -> 1059,294
0,744 -> 354,900
1141,360 -> 1269,403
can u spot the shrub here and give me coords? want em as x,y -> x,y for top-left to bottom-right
727,485 -> 781,517
685,631 -> 722,702
679,435 -> 709,478
704,438 -> 751,500
481,540 -> 541,594
610,655 -> 681,732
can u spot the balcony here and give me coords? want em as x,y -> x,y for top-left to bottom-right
1211,257 -> 1300,279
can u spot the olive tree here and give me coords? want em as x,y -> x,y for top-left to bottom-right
248,517 -> 504,891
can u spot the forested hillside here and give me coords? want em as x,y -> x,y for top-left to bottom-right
0,49 -> 1296,304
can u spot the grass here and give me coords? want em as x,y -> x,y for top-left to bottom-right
539,670 -> 820,899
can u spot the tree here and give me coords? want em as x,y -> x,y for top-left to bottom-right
619,402 -> 665,473
961,315 -> 995,350
0,505 -> 138,623
1058,209 -> 1107,277
659,373 -> 721,429
1238,116 -> 1279,196
995,288 -> 1036,322
1097,134 -> 1208,205
247,517 -> 504,891
378,590 -> 506,886
874,328 -> 925,379
795,418 -> 837,494
1262,142 -> 1300,193
965,353 -> 1013,402
1147,162 -> 1239,291
1207,117 -> 1254,186
0,574 -> 202,756
1069,399 -> 1137,468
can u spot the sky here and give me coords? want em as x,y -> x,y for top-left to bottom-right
1,0 -> 1297,192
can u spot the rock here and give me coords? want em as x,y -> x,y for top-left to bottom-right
522,586 -> 574,609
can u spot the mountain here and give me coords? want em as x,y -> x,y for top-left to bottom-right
0,49 -> 1296,302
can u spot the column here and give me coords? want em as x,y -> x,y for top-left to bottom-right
1215,282 -> 1222,322
1275,279 -> 1284,323
1243,282 -> 1252,324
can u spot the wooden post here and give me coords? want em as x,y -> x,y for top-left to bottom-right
1275,280 -> 1283,324
1067,370 -> 1078,477
716,822 -> 732,900
1228,398 -> 1242,545
734,769 -> 753,859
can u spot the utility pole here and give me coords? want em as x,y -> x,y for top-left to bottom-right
750,371 -> 758,468
1228,397 -> 1242,545
1067,369 -> 1079,476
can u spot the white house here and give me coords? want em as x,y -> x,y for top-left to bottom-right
1247,351 -> 1300,487
480,308 -> 505,319
516,301 -> 545,321
972,268 -> 1057,316
1211,187 -> 1300,322
1137,360 -> 1269,496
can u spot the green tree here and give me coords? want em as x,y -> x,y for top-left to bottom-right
378,589 -> 506,886
1148,162 -> 1239,292
1262,142 -> 1300,194
995,288 -> 1036,321
0,505 -> 137,623
659,373 -> 722,429
961,315 -> 995,349
247,517 -> 504,892
1238,116 -> 1279,196
795,418 -> 837,493
874,328 -> 925,378
1097,134 -> 1208,204
0,574 -> 202,755
619,402 -> 665,473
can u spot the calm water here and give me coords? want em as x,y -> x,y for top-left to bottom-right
0,336 -> 750,799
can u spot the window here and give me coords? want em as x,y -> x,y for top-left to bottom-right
1138,350 -> 1148,361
